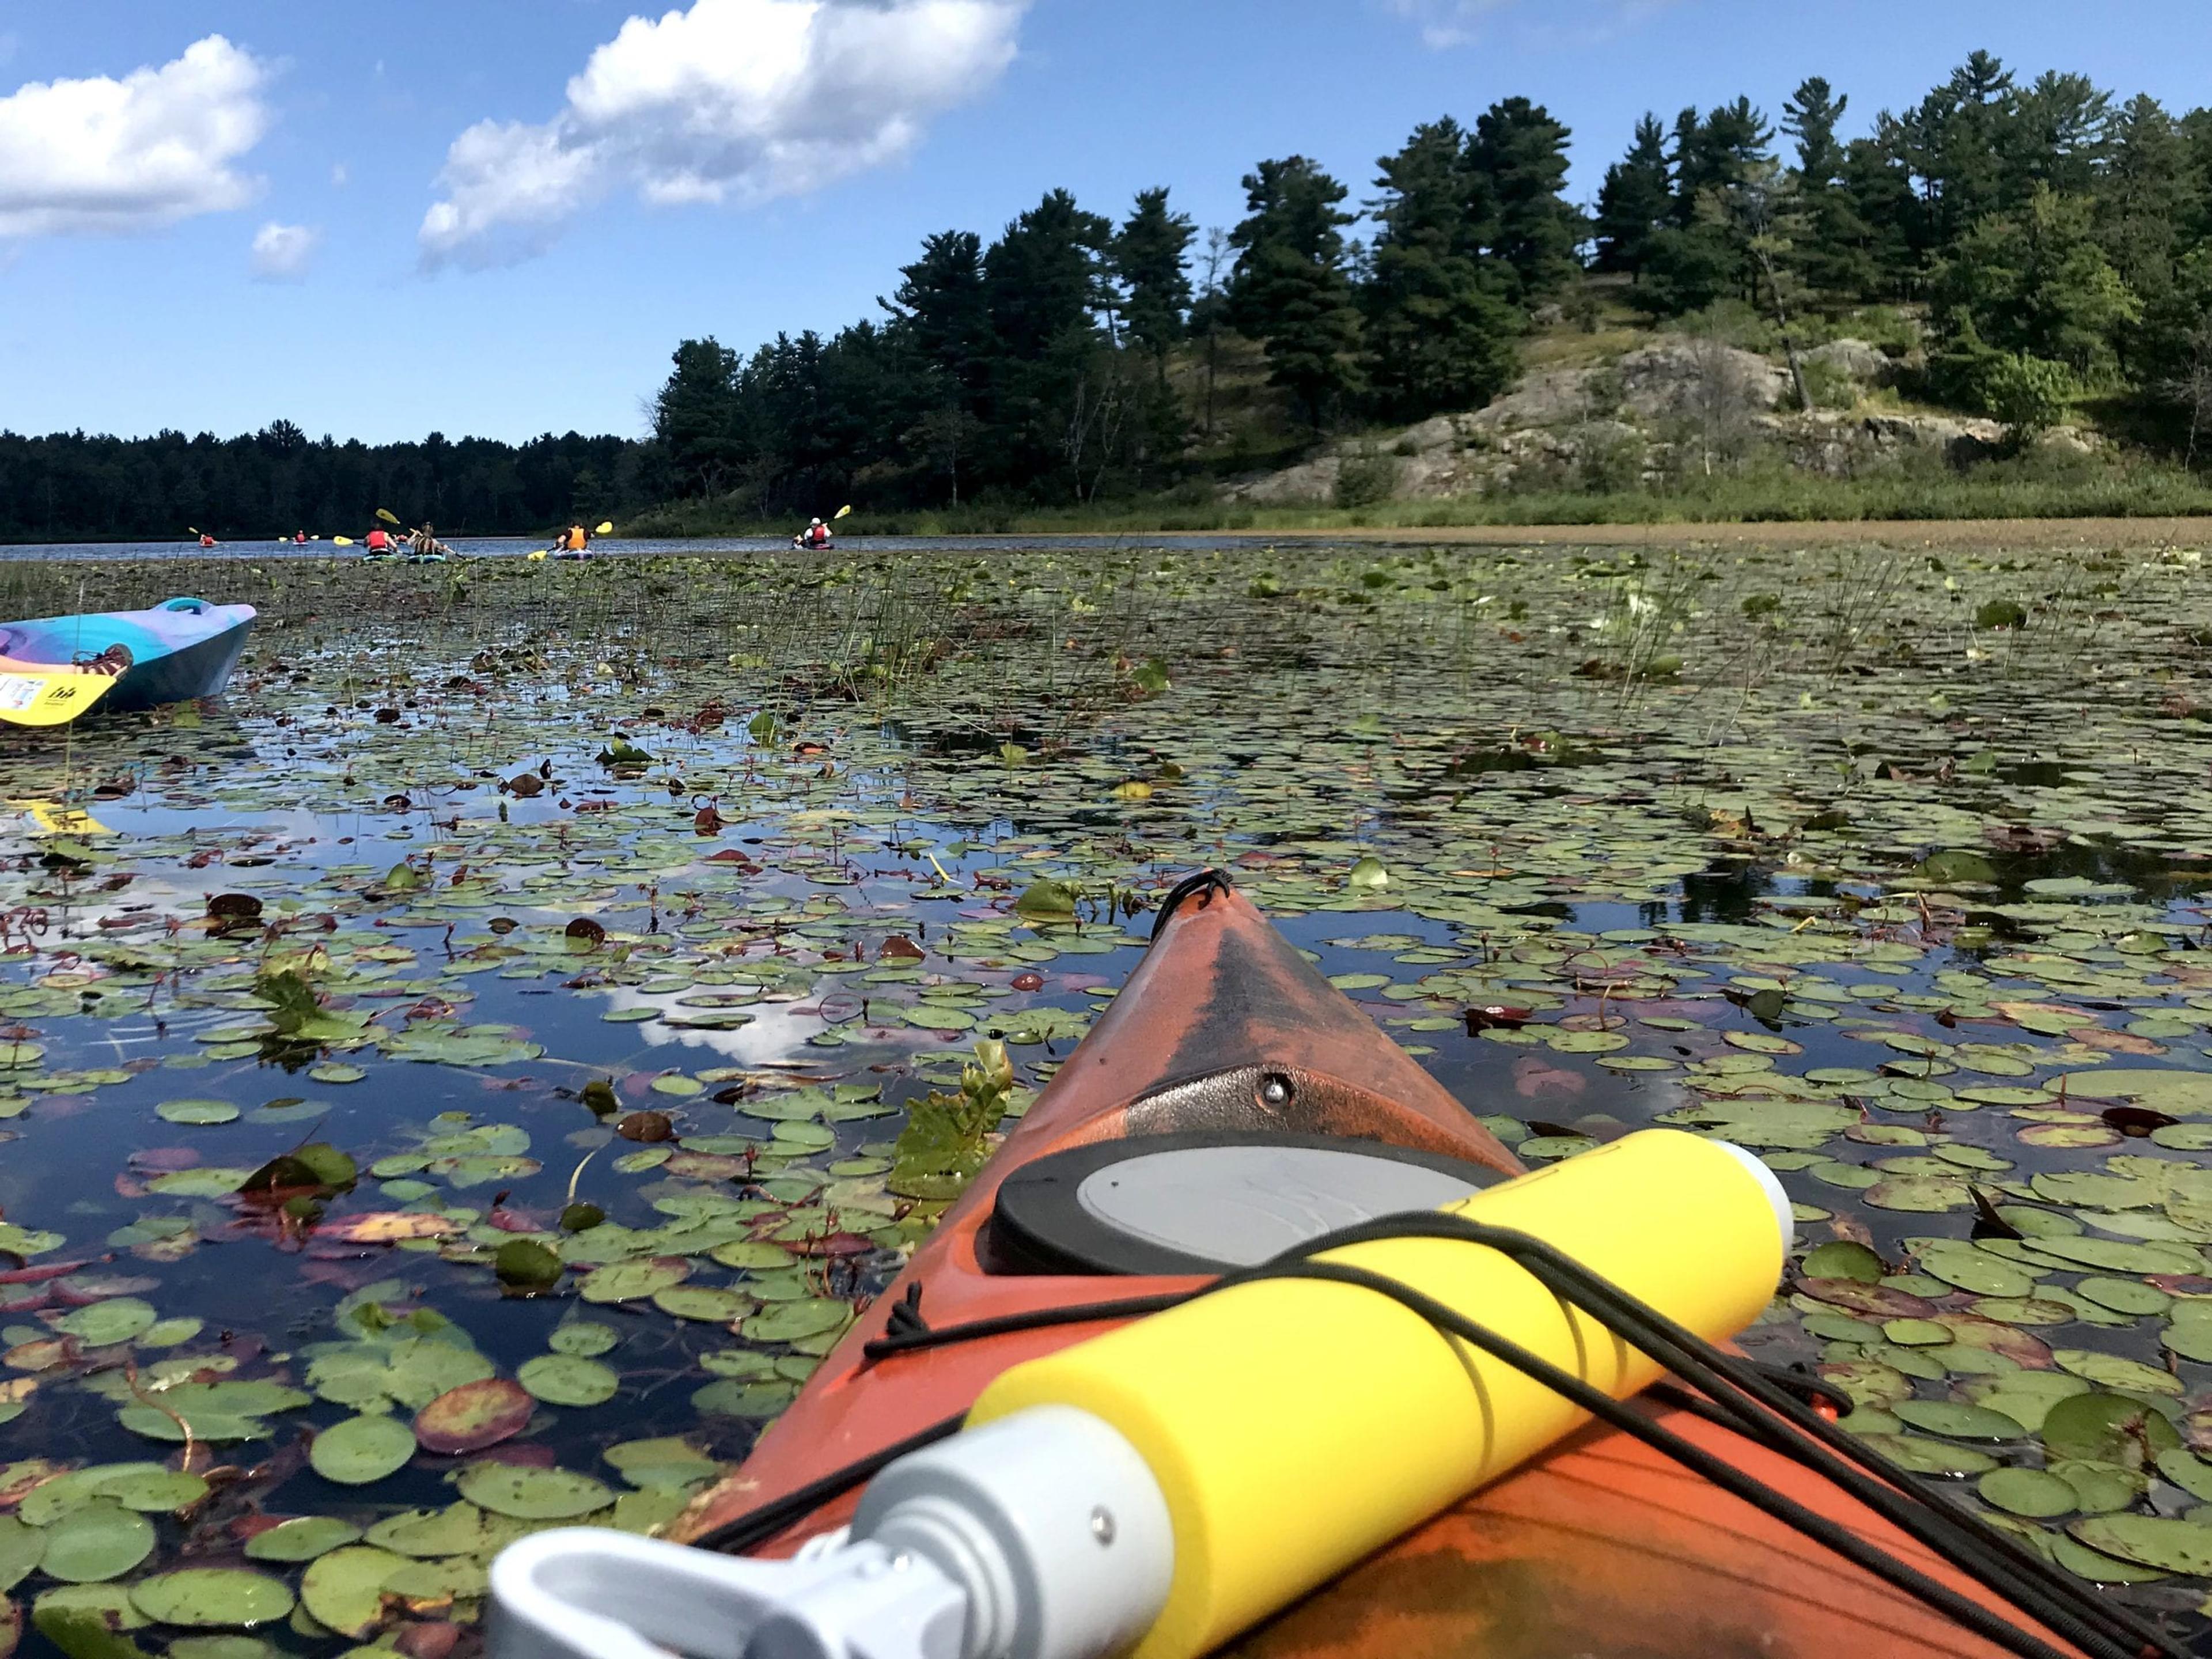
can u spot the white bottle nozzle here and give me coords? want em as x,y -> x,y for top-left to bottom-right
487,1408 -> 1171,1659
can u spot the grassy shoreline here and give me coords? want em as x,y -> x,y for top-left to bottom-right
625,461 -> 2212,541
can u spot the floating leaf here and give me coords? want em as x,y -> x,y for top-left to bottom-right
153,1101 -> 237,1126
1978,1468 -> 2077,1518
38,1506 -> 152,1585
315,1213 -> 458,1245
578,1259 -> 690,1304
517,1355 -> 619,1407
453,1464 -> 611,1521
125,1573 -> 291,1631
411,1378 -> 532,1455
309,1415 -> 417,1486
1013,880 -> 1078,918
2066,1514 -> 2212,1575
241,1518 -> 361,1563
298,1548 -> 407,1639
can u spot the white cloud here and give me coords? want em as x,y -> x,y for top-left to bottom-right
420,0 -> 1025,270
0,36 -> 271,240
250,221 -> 319,280
331,161 -> 349,188
1381,0 -> 1510,48
1382,0 -> 1671,48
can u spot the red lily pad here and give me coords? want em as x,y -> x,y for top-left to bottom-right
1797,1278 -> 1938,1320
412,1378 -> 533,1455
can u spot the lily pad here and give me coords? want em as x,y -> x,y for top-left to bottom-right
309,1415 -> 418,1486
516,1355 -> 619,1407
2066,1513 -> 2212,1574
298,1548 -> 408,1639
454,1463 -> 612,1521
578,1259 -> 690,1304
38,1506 -> 152,1585
153,1100 -> 238,1126
241,1518 -> 362,1563
412,1378 -> 533,1455
126,1573 -> 292,1630
1977,1468 -> 2077,1518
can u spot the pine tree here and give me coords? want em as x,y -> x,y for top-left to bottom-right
1228,156 -> 1363,427
1594,114 -> 1671,278
1465,98 -> 1581,303
981,190 -> 1117,497
1931,184 -> 2141,384
1115,188 -> 1196,363
1363,119 -> 1520,418
882,230 -> 992,402
2010,71 -> 2113,204
1907,51 -> 2018,243
1643,100 -> 1773,314
2100,94 -> 2188,303
1782,77 -> 1880,300
651,339 -> 745,497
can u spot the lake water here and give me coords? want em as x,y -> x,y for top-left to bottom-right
2,537 -> 2211,1651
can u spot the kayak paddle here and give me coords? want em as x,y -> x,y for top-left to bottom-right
0,668 -> 115,728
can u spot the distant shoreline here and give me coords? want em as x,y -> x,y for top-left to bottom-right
6,514 -> 2211,561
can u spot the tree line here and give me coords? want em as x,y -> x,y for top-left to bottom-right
649,50 -> 2212,511
0,423 -> 654,545
13,49 -> 2212,541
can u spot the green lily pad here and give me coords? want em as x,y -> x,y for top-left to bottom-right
517,1355 -> 619,1407
2066,1513 -> 2212,1574
241,1518 -> 362,1563
299,1548 -> 408,1639
309,1414 -> 417,1486
578,1259 -> 690,1304
1889,1400 -> 2025,1442
1849,1434 -> 1998,1476
52,1300 -> 158,1347
1977,1468 -> 2077,1518
363,1503 -> 502,1559
453,1464 -> 612,1520
0,1515 -> 43,1593
741,1298 -> 853,1343
40,1505 -> 154,1585
2041,1392 -> 2181,1463
652,1286 -> 751,1323
126,1571 -> 293,1630
154,1100 -> 238,1126
548,1323 -> 619,1357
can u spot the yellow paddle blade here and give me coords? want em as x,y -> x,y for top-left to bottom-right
13,800 -> 113,836
376,507 -> 400,525
594,521 -> 614,535
0,669 -> 113,728
834,504 -> 853,519
527,550 -> 548,562
332,536 -> 354,547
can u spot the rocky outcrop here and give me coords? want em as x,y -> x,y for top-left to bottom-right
1218,329 -> 2083,506
1804,338 -> 1896,387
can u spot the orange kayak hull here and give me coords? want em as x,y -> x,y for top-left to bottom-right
676,881 -> 2080,1659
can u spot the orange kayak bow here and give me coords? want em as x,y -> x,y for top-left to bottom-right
668,876 -> 2099,1659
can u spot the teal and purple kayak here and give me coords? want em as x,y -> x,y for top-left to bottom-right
0,597 -> 255,726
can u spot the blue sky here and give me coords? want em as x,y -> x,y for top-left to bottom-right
5,0 -> 2211,446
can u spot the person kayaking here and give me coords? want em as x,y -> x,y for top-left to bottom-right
363,525 -> 395,556
555,522 -> 591,556
407,522 -> 451,560
793,517 -> 832,550
197,533 -> 216,549
293,531 -> 306,545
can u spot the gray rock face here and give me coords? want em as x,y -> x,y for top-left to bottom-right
1216,327 -> 2089,505
1804,338 -> 1895,387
